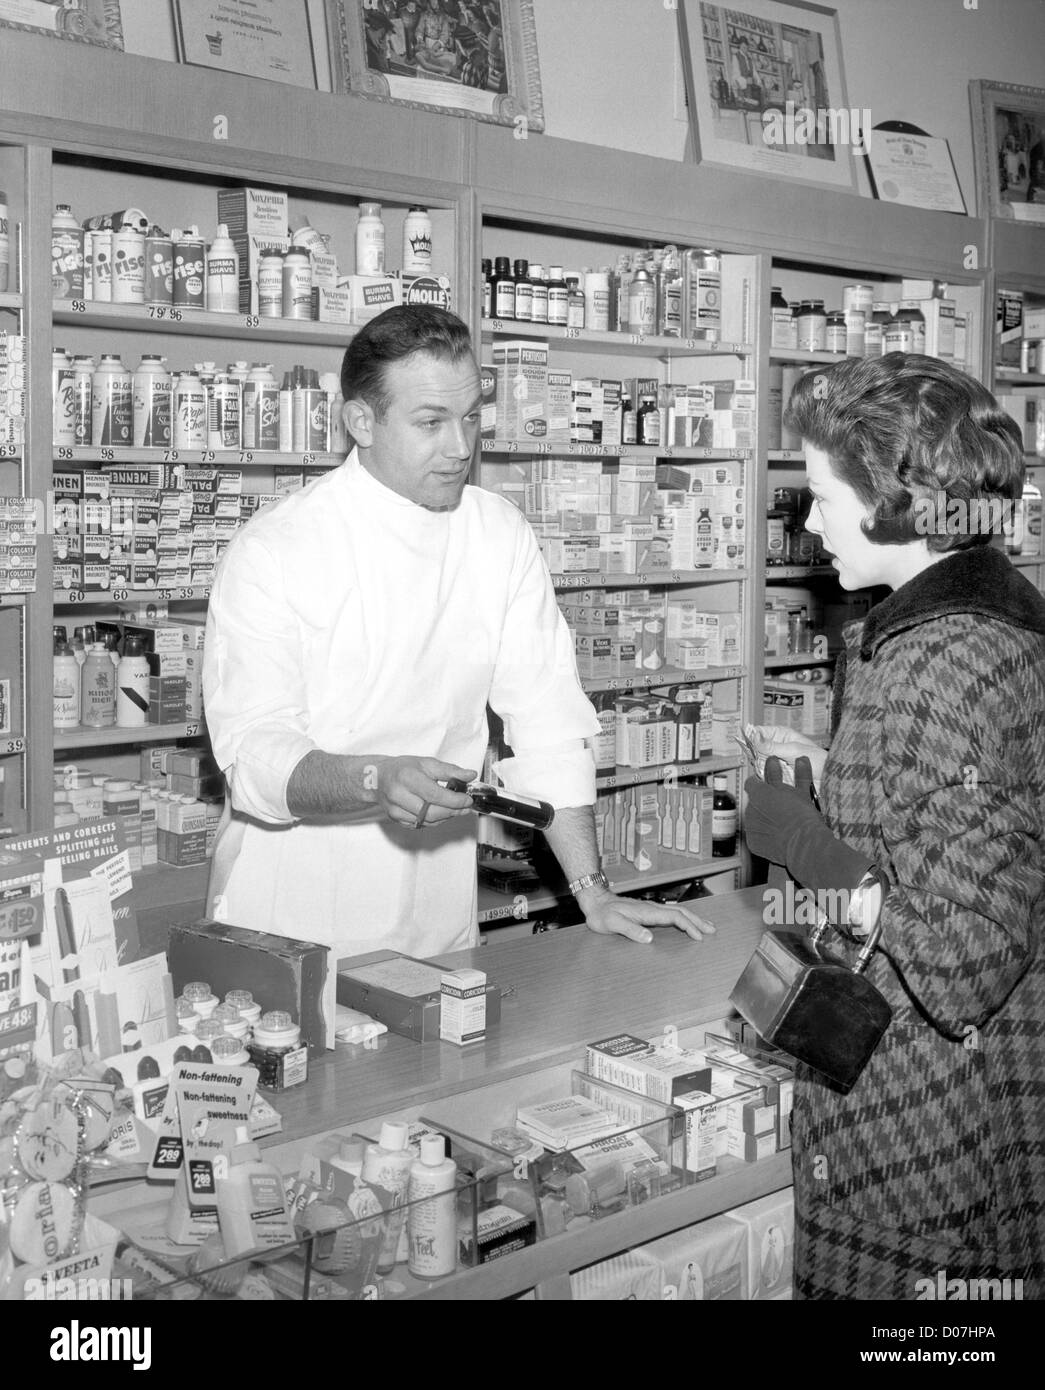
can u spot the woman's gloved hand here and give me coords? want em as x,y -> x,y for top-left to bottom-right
744,756 -> 874,922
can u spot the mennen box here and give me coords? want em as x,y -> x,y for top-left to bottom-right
337,950 -> 501,1043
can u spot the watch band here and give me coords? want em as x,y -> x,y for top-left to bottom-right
568,870 -> 610,897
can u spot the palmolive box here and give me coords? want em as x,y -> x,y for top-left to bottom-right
168,918 -> 328,1057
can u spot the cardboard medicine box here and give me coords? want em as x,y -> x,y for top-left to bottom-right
168,918 -> 328,1057
337,950 -> 500,1043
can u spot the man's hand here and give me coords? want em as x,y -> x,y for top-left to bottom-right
371,756 -> 476,829
580,886 -> 716,945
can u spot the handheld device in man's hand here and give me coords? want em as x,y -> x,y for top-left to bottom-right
442,778 -> 554,830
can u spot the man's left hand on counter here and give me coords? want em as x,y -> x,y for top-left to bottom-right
578,884 -> 716,945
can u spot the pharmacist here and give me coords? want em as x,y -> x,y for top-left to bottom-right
203,306 -> 712,960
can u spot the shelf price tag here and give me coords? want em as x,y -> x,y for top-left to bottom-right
164,450 -> 180,462
629,334 -> 646,346
244,316 -> 260,328
301,453 -> 316,466
2,737 -> 25,755
239,451 -> 255,464
199,451 -> 215,464
111,588 -> 129,601
69,301 -> 87,314
100,448 -> 115,462
55,447 -> 74,461
0,444 -> 20,459
63,590 -> 85,603
490,320 -> 505,333
184,723 -> 200,737
564,327 -> 581,339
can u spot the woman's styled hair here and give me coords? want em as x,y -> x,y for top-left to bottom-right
784,353 -> 1026,551
340,305 -> 473,419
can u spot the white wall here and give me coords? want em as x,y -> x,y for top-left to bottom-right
114,0 -> 1045,208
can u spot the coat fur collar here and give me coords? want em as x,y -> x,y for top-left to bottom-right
858,544 -> 1045,659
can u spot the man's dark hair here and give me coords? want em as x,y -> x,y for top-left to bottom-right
340,305 -> 474,419
784,352 -> 1026,553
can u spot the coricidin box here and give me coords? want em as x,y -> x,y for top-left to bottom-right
440,967 -> 487,1046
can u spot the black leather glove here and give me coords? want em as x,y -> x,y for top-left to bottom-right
744,756 -> 874,923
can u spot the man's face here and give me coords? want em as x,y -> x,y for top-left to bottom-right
348,351 -> 481,509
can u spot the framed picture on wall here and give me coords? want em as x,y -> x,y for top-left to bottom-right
326,0 -> 544,132
970,80 -> 1045,224
0,0 -> 123,49
677,0 -> 858,192
171,0 -> 319,89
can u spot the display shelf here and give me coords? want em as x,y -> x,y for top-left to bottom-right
769,348 -> 844,364
764,653 -> 834,669
581,664 -> 742,693
55,585 -> 212,604
766,564 -> 835,579
481,441 -> 750,461
53,300 -> 357,347
476,851 -> 742,923
1008,555 -> 1043,568
595,755 -> 739,790
552,569 -> 748,590
481,317 -> 751,357
54,719 -> 204,750
406,1151 -> 793,1301
53,446 -> 342,469
995,369 -> 1045,386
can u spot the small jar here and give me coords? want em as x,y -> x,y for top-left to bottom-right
247,1010 -> 308,1092
825,311 -> 846,353
210,1034 -> 251,1067
195,1018 -> 227,1045
225,989 -> 262,1028
175,997 -> 201,1035
210,1002 -> 249,1040
182,981 -> 219,1018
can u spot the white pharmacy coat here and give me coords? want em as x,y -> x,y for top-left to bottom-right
203,451 -> 600,961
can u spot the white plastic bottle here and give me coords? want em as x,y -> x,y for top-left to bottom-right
407,1134 -> 457,1279
215,1125 -> 297,1258
402,206 -> 432,274
205,223 -> 240,314
116,634 -> 150,727
53,641 -> 80,730
360,1120 -> 413,1274
355,202 -> 385,275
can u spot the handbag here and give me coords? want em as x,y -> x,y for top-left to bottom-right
729,914 -> 892,1093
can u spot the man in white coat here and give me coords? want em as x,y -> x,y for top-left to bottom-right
204,306 -> 712,961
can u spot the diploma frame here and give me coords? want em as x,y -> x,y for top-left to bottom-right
864,122 -> 967,215
326,0 -> 544,133
0,0 -> 123,49
677,0 -> 857,193
970,80 -> 1045,225
171,0 -> 319,90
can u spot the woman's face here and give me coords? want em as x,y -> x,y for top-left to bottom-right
803,443 -> 931,592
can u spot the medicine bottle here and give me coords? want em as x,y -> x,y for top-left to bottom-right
512,258 -> 531,321
491,257 -> 514,320
529,263 -> 549,324
480,258 -> 492,318
825,310 -> 846,354
711,775 -> 737,858
566,275 -> 585,329
247,1010 -> 308,1091
797,299 -> 827,352
547,265 -> 569,327
770,286 -> 794,350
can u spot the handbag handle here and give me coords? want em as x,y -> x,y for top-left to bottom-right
808,905 -> 885,974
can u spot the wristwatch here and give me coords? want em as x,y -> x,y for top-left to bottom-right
568,871 -> 610,897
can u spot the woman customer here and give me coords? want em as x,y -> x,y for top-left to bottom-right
744,353 -> 1045,1300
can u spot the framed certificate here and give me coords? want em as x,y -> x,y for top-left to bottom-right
172,0 -> 319,90
864,122 -> 967,215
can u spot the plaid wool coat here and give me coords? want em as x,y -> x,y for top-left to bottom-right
791,545 -> 1045,1300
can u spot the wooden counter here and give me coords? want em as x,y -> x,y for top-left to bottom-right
267,885 -> 771,1160
93,885 -> 794,1300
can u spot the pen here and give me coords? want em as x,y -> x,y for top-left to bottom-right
55,886 -> 79,984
